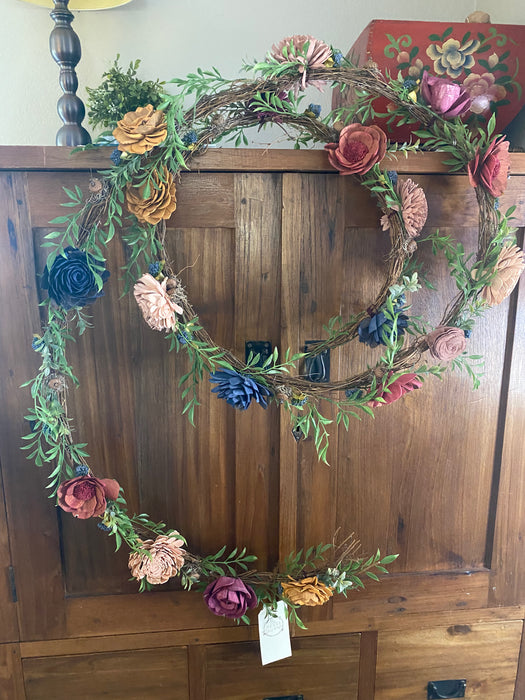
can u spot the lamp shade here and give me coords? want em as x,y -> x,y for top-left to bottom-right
19,0 -> 133,9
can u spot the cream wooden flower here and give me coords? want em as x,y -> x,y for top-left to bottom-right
133,273 -> 183,332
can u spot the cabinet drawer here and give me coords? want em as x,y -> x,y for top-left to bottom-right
203,634 -> 360,700
375,620 -> 522,699
23,646 -> 189,700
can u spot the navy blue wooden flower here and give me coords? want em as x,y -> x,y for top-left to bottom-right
42,247 -> 109,310
209,369 -> 272,410
358,302 -> 409,348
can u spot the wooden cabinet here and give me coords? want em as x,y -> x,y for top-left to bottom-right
0,146 -> 524,698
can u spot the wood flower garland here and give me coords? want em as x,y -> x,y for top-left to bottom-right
23,36 -> 525,626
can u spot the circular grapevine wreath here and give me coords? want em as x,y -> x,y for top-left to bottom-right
24,36 -> 524,626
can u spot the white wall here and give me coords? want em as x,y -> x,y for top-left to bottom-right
2,0 -> 523,146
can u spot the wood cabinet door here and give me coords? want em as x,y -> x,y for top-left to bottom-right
0,150 -> 524,644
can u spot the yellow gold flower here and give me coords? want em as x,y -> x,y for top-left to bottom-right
113,104 -> 167,155
281,575 -> 333,606
126,167 -> 176,225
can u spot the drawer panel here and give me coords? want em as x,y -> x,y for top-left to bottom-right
375,620 -> 523,699
203,633 -> 360,700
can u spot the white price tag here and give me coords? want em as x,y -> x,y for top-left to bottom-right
258,601 -> 292,666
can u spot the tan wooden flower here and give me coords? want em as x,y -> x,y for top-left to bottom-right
398,178 -> 428,238
113,104 -> 167,154
133,273 -> 183,332
281,575 -> 333,606
126,167 -> 176,225
128,533 -> 186,585
480,244 -> 525,306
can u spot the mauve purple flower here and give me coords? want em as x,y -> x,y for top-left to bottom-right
203,576 -> 258,619
420,72 -> 471,119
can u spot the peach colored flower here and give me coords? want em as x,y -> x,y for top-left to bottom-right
468,137 -> 510,198
125,167 -> 177,225
128,533 -> 186,585
426,326 -> 467,361
381,178 -> 428,238
479,244 -> 525,306
134,273 -> 183,332
281,576 -> 333,606
113,104 -> 167,155
271,35 -> 332,89
462,73 -> 506,114
325,123 -> 387,176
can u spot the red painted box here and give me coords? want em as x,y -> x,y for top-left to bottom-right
333,19 -> 525,142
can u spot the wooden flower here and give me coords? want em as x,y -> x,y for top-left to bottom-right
133,273 -> 183,332
281,575 -> 333,606
128,533 -> 186,585
480,244 -> 525,306
468,136 -> 510,198
126,167 -> 176,225
271,35 -> 332,90
426,326 -> 467,361
397,178 -> 428,238
112,104 -> 167,154
325,124 -> 387,176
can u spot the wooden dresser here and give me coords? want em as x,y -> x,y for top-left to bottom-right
0,146 -> 524,699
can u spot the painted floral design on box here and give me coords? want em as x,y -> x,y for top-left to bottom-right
384,26 -> 522,127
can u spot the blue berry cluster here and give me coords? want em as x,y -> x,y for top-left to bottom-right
333,50 -> 343,67
149,261 -> 161,276
182,130 -> 198,147
307,103 -> 322,118
110,148 -> 121,166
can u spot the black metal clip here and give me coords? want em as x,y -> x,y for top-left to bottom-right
303,340 -> 330,383
263,696 -> 304,700
427,679 -> 466,699
245,341 -> 272,368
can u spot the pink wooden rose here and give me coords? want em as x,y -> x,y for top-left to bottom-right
426,326 -> 467,361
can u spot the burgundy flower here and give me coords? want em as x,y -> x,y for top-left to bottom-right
420,72 -> 471,119
57,475 -> 120,519
368,372 -> 422,408
325,124 -> 387,175
203,576 -> 258,619
426,326 -> 467,361
468,136 -> 511,198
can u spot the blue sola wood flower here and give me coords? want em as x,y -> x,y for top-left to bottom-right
209,369 -> 272,410
358,299 -> 409,348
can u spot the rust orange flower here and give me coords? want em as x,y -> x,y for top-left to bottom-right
479,244 -> 525,306
126,167 -> 176,225
281,575 -> 333,606
113,104 -> 167,154
325,123 -> 387,176
57,475 -> 120,519
128,533 -> 186,585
